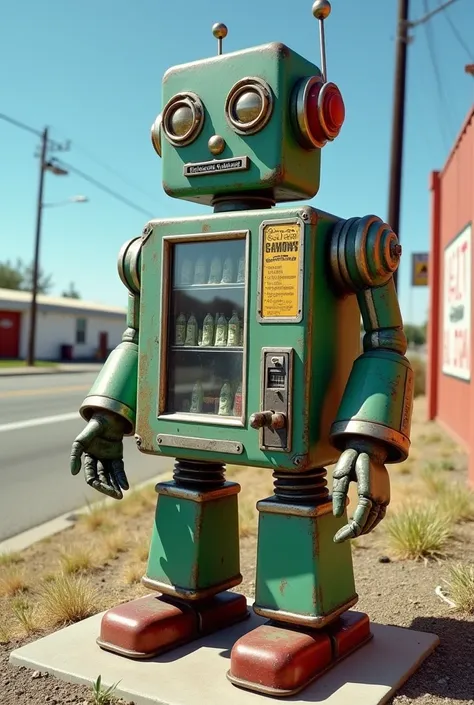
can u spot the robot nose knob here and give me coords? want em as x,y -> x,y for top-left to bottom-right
250,411 -> 286,431
208,135 -> 226,155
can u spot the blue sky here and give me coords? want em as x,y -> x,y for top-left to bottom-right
1,0 -> 473,324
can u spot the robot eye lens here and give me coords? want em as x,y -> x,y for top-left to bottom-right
162,93 -> 205,147
169,105 -> 194,137
225,78 -> 273,135
233,90 -> 263,124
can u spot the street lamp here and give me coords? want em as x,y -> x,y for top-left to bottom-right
26,128 -> 88,366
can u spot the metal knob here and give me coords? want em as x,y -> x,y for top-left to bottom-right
250,411 -> 286,431
212,22 -> 228,55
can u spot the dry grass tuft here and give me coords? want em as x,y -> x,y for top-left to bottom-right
59,545 -> 96,575
80,500 -> 115,532
385,505 -> 452,560
0,551 -> 23,567
38,573 -> 100,627
122,561 -> 145,586
0,618 -> 12,644
131,534 -> 150,562
10,596 -> 40,636
117,486 -> 156,518
443,563 -> 474,613
421,466 -> 449,496
0,566 -> 29,597
100,528 -> 130,560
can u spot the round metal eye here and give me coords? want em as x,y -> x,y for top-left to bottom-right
150,114 -> 162,157
225,78 -> 273,135
162,92 -> 204,147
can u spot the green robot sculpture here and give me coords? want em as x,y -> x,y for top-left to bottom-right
70,1 -> 413,697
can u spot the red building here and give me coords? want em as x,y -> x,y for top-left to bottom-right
427,105 -> 474,484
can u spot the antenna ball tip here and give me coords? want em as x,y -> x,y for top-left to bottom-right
212,22 -> 228,39
312,0 -> 331,20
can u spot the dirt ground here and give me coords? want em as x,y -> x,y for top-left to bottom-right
1,396 -> 474,704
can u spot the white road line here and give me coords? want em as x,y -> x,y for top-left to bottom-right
0,412 -> 81,433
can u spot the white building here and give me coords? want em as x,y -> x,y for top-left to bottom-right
0,288 -> 127,361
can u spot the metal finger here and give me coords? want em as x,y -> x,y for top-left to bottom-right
354,452 -> 371,498
88,478 -> 122,499
111,459 -> 129,491
70,441 -> 84,476
361,504 -> 380,535
332,449 -> 358,517
368,505 -> 387,533
83,454 -> 98,486
333,519 -> 364,544
74,418 -> 104,449
351,496 -> 373,533
98,461 -> 122,500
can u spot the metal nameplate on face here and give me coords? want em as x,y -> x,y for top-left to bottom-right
257,218 -> 305,323
183,156 -> 249,177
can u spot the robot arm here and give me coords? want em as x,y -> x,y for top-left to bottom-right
327,215 -> 414,542
69,236 -> 143,500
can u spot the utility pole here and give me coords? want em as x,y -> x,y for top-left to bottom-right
27,127 -> 48,367
26,132 -> 70,367
387,0 -> 460,291
388,0 -> 409,291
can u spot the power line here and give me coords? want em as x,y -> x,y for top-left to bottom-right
0,112 -> 154,218
443,7 -> 473,61
0,113 -> 41,137
55,159 -> 154,218
422,0 -> 454,149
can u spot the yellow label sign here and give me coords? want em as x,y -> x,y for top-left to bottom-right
260,222 -> 302,320
412,253 -> 429,287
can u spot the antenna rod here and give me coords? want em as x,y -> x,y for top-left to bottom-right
312,0 -> 332,82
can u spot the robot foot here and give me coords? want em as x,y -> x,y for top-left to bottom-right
97,590 -> 249,659
227,610 -> 372,697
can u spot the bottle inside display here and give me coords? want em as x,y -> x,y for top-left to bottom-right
166,237 -> 246,418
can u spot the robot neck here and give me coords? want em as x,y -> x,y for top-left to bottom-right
212,192 -> 275,213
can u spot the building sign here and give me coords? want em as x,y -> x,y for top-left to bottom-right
258,220 -> 303,322
411,253 -> 429,287
442,224 -> 471,381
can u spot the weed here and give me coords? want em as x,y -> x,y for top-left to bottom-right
59,545 -> 95,575
0,552 -> 23,567
131,535 -> 150,562
443,563 -> 474,613
91,675 -> 121,705
80,500 -> 114,532
0,567 -> 28,597
0,620 -> 11,644
436,485 -> 474,523
39,573 -> 100,627
118,486 -> 156,518
101,528 -> 130,560
10,596 -> 39,636
385,505 -> 452,560
421,466 -> 448,496
122,561 -> 145,585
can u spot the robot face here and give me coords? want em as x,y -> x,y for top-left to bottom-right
151,42 -> 344,206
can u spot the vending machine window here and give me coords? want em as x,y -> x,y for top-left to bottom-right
162,233 -> 247,424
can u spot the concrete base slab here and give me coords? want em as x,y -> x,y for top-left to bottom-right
10,606 -> 439,705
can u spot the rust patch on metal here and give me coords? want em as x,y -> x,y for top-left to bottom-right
279,579 -> 288,595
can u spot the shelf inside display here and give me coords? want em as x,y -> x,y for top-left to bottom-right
173,283 -> 245,292
170,345 -> 243,353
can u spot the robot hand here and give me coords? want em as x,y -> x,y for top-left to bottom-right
70,411 -> 130,500
331,440 -> 390,543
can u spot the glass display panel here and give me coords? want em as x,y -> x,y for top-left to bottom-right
166,237 -> 246,418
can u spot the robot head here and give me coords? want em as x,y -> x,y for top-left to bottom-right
151,2 -> 344,207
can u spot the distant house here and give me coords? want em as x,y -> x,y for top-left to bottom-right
0,288 -> 126,361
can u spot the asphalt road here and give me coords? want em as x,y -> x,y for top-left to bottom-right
0,372 -> 170,542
